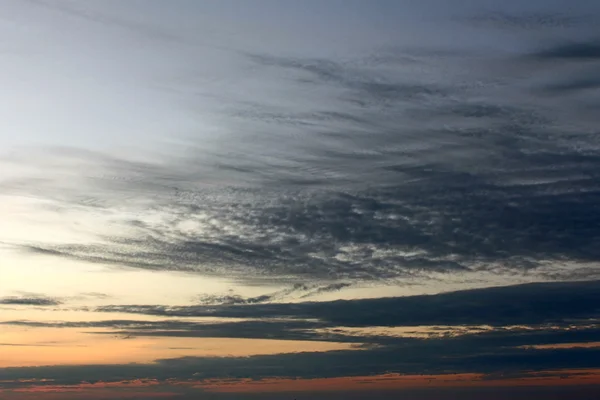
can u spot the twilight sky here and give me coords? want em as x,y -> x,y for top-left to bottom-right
1,1 -> 600,399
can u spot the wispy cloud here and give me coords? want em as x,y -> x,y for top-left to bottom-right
2,2 -> 600,396
0,295 -> 61,306
194,283 -> 352,305
93,280 -> 600,326
4,32 -> 600,286
461,10 -> 591,30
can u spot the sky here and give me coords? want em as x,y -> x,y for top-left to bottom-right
1,0 -> 600,399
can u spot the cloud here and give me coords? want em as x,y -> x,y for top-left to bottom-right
194,293 -> 269,306
93,280 -> 600,327
194,283 -> 352,305
1,345 -> 599,388
299,283 -> 352,298
3,3 -> 600,397
1,318 -> 332,343
2,281 -> 600,392
462,11 -> 590,30
11,168 -> 600,282
2,4 -> 600,289
3,373 -> 600,400
0,296 -> 61,306
74,292 -> 111,300
24,0 -> 201,49
532,40 -> 600,60
4,281 -> 598,347
540,76 -> 600,94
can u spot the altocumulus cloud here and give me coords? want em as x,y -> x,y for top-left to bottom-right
1,2 -> 599,288
1,3 -> 600,398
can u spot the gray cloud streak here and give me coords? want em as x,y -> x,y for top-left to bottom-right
93,280 -> 600,327
0,296 -> 61,306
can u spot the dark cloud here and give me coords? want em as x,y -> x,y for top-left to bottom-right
195,283 -> 352,305
532,40 -> 600,60
95,280 -> 600,327
0,296 -> 61,306
7,46 -> 599,285
1,318 -> 334,343
3,3 -> 600,397
539,75 -> 600,94
1,342 -> 599,388
4,281 -> 598,349
3,4 -> 600,288
13,172 -> 600,281
462,11 -> 590,30
299,282 -> 352,298
246,52 -> 451,102
195,293 -> 271,306
3,316 -> 600,384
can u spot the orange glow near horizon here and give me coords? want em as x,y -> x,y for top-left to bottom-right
3,369 -> 600,397
0,326 -> 358,368
197,369 -> 600,393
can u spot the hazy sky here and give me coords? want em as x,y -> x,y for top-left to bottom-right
1,1 -> 600,399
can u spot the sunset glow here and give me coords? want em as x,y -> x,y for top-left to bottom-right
1,1 -> 599,399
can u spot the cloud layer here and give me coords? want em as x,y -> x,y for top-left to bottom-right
5,30 -> 600,285
2,280 -> 598,382
2,2 -> 600,397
